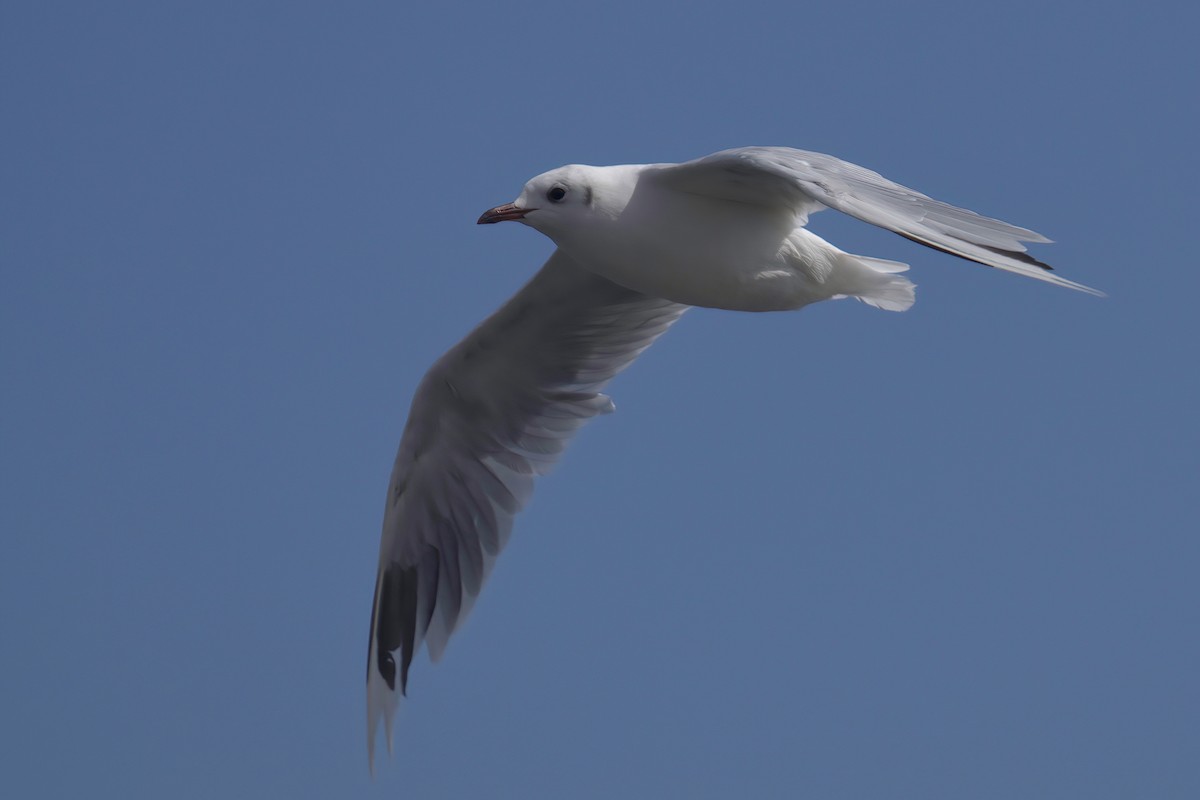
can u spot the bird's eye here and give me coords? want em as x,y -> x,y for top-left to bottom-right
547,186 -> 567,203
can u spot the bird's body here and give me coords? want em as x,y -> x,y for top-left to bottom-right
511,161 -> 913,312
366,146 -> 1099,769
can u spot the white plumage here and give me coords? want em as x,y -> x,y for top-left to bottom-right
366,146 -> 1099,769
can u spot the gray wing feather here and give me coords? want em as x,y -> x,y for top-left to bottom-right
367,250 -> 686,766
648,146 -> 1102,295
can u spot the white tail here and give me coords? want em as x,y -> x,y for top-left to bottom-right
840,254 -> 917,312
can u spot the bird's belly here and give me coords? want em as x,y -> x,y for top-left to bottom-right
561,188 -> 843,311
572,224 -> 832,312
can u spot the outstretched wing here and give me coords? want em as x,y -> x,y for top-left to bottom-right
646,146 -> 1102,295
367,250 -> 687,768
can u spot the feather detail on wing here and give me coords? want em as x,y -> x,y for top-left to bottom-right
646,147 -> 1103,296
367,250 -> 686,769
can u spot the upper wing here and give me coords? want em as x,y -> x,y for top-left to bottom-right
367,250 -> 687,768
645,146 -> 1102,296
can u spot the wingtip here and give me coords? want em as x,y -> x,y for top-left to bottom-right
1045,273 -> 1106,298
366,692 -> 397,776
367,652 -> 401,775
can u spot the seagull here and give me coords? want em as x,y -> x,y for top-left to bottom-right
365,146 -> 1100,767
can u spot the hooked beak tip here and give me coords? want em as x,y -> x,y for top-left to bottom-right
477,203 -> 532,224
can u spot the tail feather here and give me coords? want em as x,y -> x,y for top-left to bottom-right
840,254 -> 917,312
855,255 -> 910,274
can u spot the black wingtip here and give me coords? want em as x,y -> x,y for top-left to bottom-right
896,232 -> 1055,273
371,565 -> 420,695
980,244 -> 1054,272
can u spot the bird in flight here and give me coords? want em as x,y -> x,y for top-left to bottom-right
365,146 -> 1099,768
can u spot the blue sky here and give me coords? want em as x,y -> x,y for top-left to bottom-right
3,1 -> 1198,797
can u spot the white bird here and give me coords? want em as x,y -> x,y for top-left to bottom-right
365,146 -> 1099,768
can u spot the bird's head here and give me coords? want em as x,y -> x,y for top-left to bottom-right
477,164 -> 627,243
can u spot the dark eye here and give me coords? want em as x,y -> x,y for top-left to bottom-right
546,186 -> 567,203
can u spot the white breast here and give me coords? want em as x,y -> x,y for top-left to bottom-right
561,181 -> 830,311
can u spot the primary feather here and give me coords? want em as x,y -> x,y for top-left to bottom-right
367,251 -> 685,769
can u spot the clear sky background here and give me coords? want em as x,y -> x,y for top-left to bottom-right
3,2 -> 1198,798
